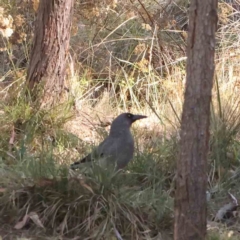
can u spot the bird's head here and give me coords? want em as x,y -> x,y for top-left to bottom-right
110,113 -> 147,135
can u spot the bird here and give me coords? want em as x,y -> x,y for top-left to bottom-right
70,113 -> 147,171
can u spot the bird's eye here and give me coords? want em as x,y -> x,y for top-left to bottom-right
127,114 -> 132,118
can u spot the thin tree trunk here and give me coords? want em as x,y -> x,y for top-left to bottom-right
174,1 -> 218,240
26,0 -> 74,104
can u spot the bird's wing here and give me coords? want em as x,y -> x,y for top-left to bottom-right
98,135 -> 133,162
97,136 -> 119,157
109,135 -> 134,169
70,137 -> 110,170
70,133 -> 133,170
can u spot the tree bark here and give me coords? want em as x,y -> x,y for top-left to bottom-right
26,0 -> 74,104
174,1 -> 218,240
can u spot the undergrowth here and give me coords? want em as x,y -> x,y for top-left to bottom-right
0,0 -> 240,239
0,72 -> 240,239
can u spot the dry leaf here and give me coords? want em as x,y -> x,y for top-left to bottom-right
0,188 -> 6,193
214,192 -> 238,221
6,151 -> 16,159
36,178 -> 55,187
14,214 -> 29,229
29,212 -> 44,229
80,179 -> 94,194
141,23 -> 152,31
14,212 -> 44,229
9,128 -> 16,145
32,0 -> 39,12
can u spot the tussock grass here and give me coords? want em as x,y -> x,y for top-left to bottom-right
0,149 -> 173,239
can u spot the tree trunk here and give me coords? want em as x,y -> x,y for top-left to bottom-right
26,0 -> 74,105
174,1 -> 218,240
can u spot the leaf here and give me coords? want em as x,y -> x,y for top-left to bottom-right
36,178 -> 55,187
79,179 -> 94,194
214,192 -> 238,221
14,214 -> 29,229
29,212 -> 44,229
9,128 -> 16,145
32,0 -> 39,12
0,188 -> 6,193
14,212 -> 44,229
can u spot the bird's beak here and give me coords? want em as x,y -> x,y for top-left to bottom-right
132,114 -> 147,122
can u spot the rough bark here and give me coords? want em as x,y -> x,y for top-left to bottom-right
174,1 -> 218,240
26,0 -> 74,104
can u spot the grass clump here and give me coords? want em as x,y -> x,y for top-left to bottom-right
0,158 -> 173,238
0,85 -> 174,238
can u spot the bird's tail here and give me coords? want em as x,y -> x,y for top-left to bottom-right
70,154 -> 92,169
